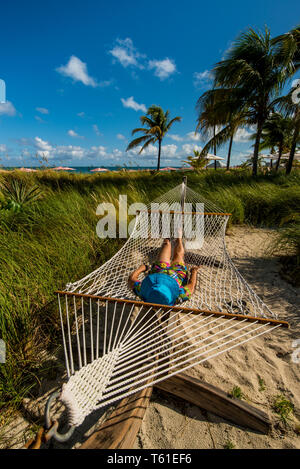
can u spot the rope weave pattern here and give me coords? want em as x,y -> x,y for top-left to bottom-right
56,183 -> 280,427
60,349 -> 120,426
66,183 -> 275,319
58,296 -> 281,427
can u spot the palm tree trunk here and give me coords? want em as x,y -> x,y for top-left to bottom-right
275,141 -> 283,172
286,117 -> 300,175
157,139 -> 162,171
252,119 -> 264,177
213,125 -> 217,170
226,135 -> 233,170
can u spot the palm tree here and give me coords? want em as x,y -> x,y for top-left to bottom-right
196,88 -> 250,170
241,154 -> 265,170
272,25 -> 300,74
287,104 -> 300,174
253,112 -> 294,171
213,27 -> 296,176
183,150 -> 208,171
196,89 -> 223,170
126,105 -> 181,171
272,25 -> 300,174
274,84 -> 300,174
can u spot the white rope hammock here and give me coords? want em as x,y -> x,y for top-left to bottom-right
54,181 -> 287,428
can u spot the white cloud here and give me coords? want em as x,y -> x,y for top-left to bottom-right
93,124 -> 102,136
128,143 -> 178,160
87,146 -> 108,158
98,79 -> 113,88
36,107 -> 49,115
68,129 -> 84,139
77,112 -> 85,118
17,137 -> 33,146
109,38 -> 144,68
0,144 -> 7,152
16,133 -> 189,166
121,96 -> 147,112
193,70 -> 213,88
117,133 -> 126,140
182,143 -> 203,155
56,55 -> 97,87
161,144 -> 177,157
110,38 -> 178,82
233,128 -> 253,143
35,137 -> 52,152
34,136 -> 53,158
186,131 -> 201,141
35,115 -> 45,123
112,148 -> 123,158
168,134 -> 184,142
0,101 -> 16,116
128,143 -> 157,157
33,137 -> 107,161
148,58 -> 176,80
56,145 -> 86,159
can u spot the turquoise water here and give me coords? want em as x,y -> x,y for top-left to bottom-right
1,166 -> 182,173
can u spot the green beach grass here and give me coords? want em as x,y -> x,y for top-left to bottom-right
0,168 -> 300,418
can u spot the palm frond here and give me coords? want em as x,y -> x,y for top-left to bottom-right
200,126 -> 227,155
0,179 -> 43,211
139,137 -> 156,154
166,116 -> 182,131
126,135 -> 152,151
131,127 -> 151,136
139,116 -> 156,128
147,126 -> 162,137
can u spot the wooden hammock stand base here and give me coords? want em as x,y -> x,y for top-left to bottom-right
79,372 -> 271,449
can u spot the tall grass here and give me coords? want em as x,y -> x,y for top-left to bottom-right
0,168 -> 299,415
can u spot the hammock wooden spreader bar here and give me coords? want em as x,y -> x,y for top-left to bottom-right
136,209 -> 232,216
55,291 -> 289,328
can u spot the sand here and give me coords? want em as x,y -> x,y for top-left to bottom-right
134,226 -> 300,449
1,225 -> 299,449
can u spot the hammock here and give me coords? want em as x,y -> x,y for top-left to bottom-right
50,180 -> 287,434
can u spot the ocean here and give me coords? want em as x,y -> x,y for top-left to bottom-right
1,166 -> 182,173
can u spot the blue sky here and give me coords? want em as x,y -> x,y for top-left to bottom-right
0,0 -> 299,167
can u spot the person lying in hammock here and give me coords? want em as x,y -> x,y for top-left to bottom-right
128,238 -> 199,306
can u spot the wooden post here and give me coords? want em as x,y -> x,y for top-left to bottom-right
79,372 -> 271,449
155,373 -> 271,434
79,386 -> 153,449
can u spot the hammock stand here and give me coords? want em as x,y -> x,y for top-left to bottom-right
43,177 -> 288,447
